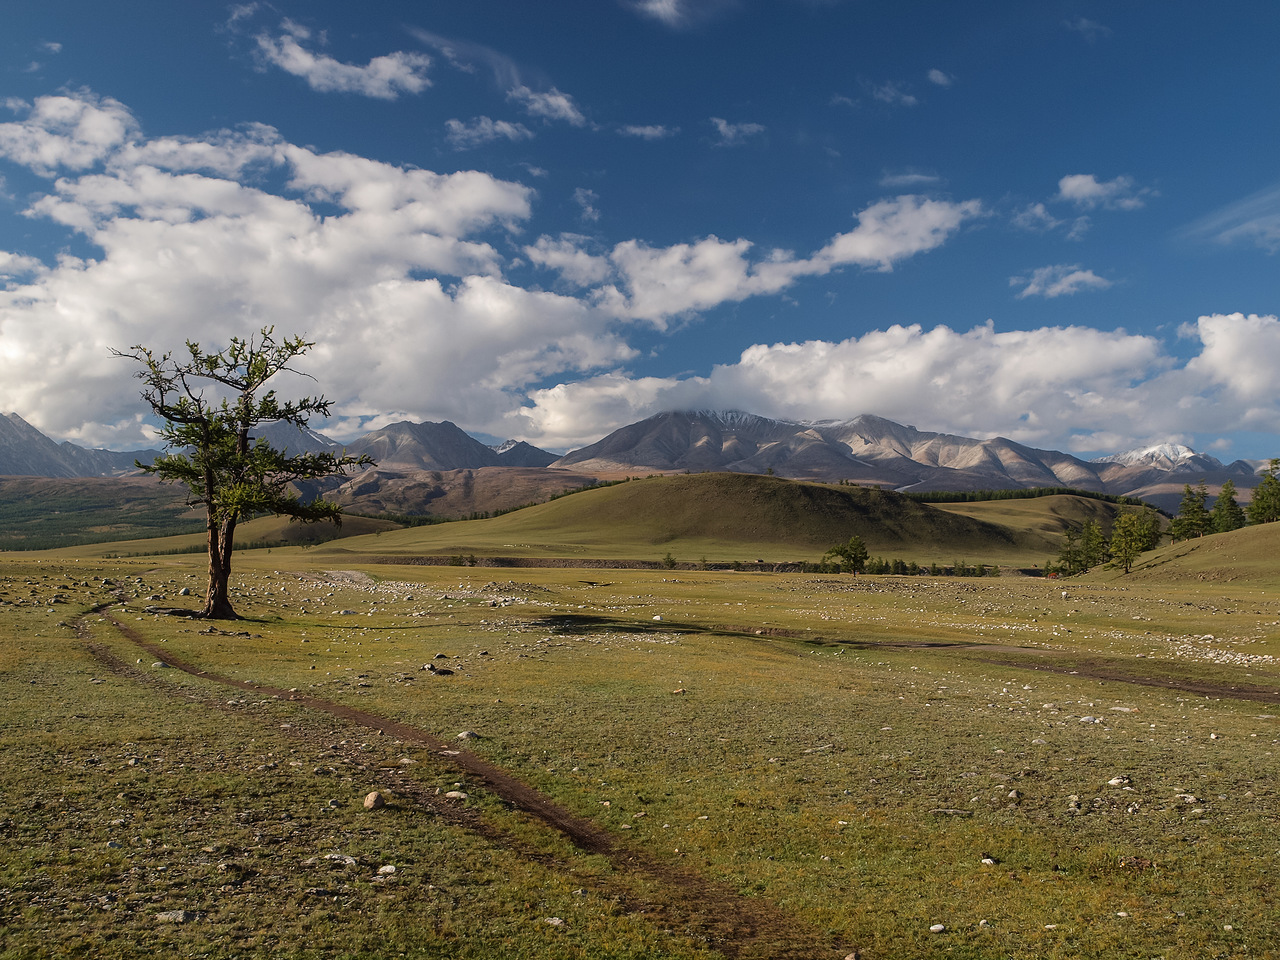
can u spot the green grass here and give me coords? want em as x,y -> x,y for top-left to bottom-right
7,474 -> 1141,573
4,535 -> 1280,958
0,476 -> 204,550
296,474 -> 1080,568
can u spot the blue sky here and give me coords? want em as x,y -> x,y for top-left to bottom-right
1,1 -> 1278,458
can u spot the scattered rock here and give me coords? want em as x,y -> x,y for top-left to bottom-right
152,661 -> 168,669
156,909 -> 196,923
320,853 -> 358,867
444,790 -> 468,800
1108,775 -> 1132,787
378,864 -> 396,875
456,731 -> 481,741
544,916 -> 565,927
929,923 -> 946,933
178,587 -> 191,596
364,791 -> 385,810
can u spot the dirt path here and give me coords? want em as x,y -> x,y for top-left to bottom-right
85,608 -> 850,960
702,621 -> 1280,705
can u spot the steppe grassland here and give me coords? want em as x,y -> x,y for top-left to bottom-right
3,551 -> 1279,959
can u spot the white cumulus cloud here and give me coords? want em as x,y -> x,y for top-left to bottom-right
0,89 -> 634,448
508,85 -> 586,125
0,91 -> 137,176
527,195 -> 983,324
255,20 -> 432,99
517,314 -> 1280,453
1056,173 -> 1152,211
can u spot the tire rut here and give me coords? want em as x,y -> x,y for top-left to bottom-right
84,608 -> 850,960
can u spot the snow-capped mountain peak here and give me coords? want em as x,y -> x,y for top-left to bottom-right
1092,442 -> 1214,469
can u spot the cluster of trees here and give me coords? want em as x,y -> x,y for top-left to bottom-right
1168,462 -> 1280,542
1049,509 -> 1162,576
1053,461 -> 1280,576
820,535 -> 998,577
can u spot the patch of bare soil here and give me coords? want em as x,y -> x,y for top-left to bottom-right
85,609 -> 849,960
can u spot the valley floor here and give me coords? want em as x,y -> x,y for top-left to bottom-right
3,555 -> 1278,959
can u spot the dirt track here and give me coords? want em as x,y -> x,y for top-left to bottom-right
84,607 -> 850,960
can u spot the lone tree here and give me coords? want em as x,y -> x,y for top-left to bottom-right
1107,508 -> 1162,574
1169,480 -> 1210,541
824,534 -> 870,573
116,328 -> 373,619
1210,478 -> 1246,534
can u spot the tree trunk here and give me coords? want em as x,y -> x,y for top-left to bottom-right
201,515 -> 240,619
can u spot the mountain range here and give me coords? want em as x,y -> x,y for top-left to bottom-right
2,409 -> 1270,513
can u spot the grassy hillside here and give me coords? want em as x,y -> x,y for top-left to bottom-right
1108,520 -> 1280,588
934,494 -> 1138,557
37,474 -> 1170,570
331,466 -> 601,518
0,476 -> 202,550
306,473 -> 1055,565
52,512 -> 401,559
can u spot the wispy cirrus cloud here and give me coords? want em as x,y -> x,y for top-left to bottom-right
1064,17 -> 1112,42
409,28 -> 587,126
871,81 -> 917,107
619,123 -> 677,140
1010,263 -> 1112,299
709,117 -> 765,146
624,0 -> 740,29
880,170 -> 941,189
574,187 -> 601,223
444,116 -> 534,150
254,20 -> 432,99
1180,182 -> 1280,254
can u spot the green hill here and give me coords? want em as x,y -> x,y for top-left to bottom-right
933,493 -> 1138,556
42,473 -> 1161,568
1107,521 -> 1280,588
308,473 -> 1058,564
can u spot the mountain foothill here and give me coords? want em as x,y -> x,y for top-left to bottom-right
1,409 -> 1270,517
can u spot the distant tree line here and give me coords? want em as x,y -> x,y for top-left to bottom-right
818,534 -> 999,577
899,486 -> 1159,510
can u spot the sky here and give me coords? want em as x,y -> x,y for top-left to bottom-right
1,1 -> 1278,459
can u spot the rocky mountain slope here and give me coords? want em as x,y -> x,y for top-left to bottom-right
4,408 -> 1269,514
0,413 -> 157,478
552,410 -> 1264,503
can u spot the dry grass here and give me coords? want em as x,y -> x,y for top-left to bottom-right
3,535 -> 1279,957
